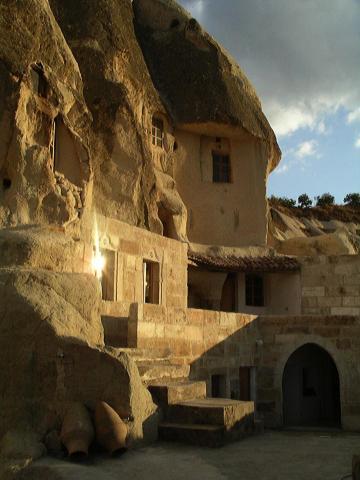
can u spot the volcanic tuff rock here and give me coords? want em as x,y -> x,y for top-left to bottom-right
0,0 -> 92,228
133,0 -> 281,172
0,0 -> 186,238
0,0 -> 281,239
0,265 -> 157,454
269,206 -> 360,255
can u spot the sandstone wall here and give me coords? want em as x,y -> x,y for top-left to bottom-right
174,129 -> 269,247
257,315 -> 360,431
126,304 -> 360,430
301,255 -> 360,316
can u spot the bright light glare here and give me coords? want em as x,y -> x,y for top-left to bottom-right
92,212 -> 105,278
92,252 -> 105,278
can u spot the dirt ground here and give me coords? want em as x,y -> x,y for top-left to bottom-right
16,430 -> 360,480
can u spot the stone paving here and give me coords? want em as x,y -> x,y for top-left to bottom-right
23,430 -> 360,480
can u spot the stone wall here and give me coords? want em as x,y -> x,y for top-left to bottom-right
173,129 -> 269,247
256,315 -> 360,431
86,216 -> 188,345
301,255 -> 360,316
127,303 -> 360,431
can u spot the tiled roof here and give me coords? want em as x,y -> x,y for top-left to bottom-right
188,251 -> 300,273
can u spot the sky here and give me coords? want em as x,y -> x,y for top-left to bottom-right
177,0 -> 360,204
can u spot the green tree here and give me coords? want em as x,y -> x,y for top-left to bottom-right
316,193 -> 335,207
298,194 -> 312,208
344,193 -> 360,207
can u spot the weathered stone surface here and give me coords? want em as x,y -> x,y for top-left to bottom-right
0,0 -> 92,229
133,0 -> 281,172
0,431 -> 46,461
269,206 -> 360,255
0,0 -> 188,240
0,266 -> 157,458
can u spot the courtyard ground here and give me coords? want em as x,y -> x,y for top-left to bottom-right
22,430 -> 359,480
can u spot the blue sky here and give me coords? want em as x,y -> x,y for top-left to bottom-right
178,0 -> 360,204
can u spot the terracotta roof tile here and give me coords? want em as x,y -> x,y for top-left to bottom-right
188,252 -> 300,273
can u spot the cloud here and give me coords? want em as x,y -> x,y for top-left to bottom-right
274,162 -> 290,175
348,108 -> 360,124
179,0 -> 360,137
295,140 -> 318,158
355,136 -> 360,149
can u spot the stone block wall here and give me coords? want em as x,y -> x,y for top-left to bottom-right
301,255 -> 360,316
129,303 -> 261,397
256,315 -> 360,431
129,304 -> 360,431
84,215 -> 188,310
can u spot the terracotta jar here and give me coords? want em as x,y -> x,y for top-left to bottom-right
95,401 -> 127,454
60,402 -> 94,457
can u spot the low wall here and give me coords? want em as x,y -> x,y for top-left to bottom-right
257,315 -> 360,430
128,303 -> 360,430
301,255 -> 360,316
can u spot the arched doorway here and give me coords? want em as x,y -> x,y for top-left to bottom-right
282,343 -> 341,427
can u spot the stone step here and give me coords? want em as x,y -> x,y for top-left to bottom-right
158,422 -> 226,448
166,398 -> 255,429
110,347 -> 172,359
149,380 -> 207,405
137,363 -> 190,383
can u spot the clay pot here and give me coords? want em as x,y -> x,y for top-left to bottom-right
60,403 -> 94,457
95,401 -> 127,454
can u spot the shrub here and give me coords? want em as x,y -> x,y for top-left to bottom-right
298,194 -> 312,208
316,193 -> 335,207
344,193 -> 360,207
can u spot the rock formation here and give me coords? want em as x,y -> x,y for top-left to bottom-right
133,0 -> 281,173
268,205 -> 360,255
0,234 -> 157,456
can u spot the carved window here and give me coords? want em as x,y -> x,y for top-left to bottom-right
212,152 -> 231,183
245,274 -> 264,307
49,118 -> 57,170
30,64 -> 48,98
101,250 -> 118,302
151,118 -> 164,148
143,260 -> 160,304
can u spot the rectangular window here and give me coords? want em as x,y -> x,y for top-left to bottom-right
49,118 -> 56,170
212,152 -> 231,183
245,274 -> 264,307
101,250 -> 118,301
211,374 -> 226,398
151,118 -> 164,148
30,64 -> 48,98
143,260 -> 160,304
239,367 -> 251,401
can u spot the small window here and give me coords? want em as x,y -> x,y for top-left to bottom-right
2,178 -> 11,190
245,274 -> 264,307
30,64 -> 48,98
170,18 -> 180,29
212,152 -> 231,183
151,118 -> 164,148
143,260 -> 160,304
49,116 -> 57,170
239,367 -> 251,401
101,250 -> 118,301
211,374 -> 226,398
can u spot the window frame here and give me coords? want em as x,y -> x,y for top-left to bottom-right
245,274 -> 265,307
101,249 -> 118,302
151,118 -> 164,149
212,151 -> 232,183
143,260 -> 161,305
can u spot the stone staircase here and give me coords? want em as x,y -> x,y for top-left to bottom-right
118,348 -> 259,447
